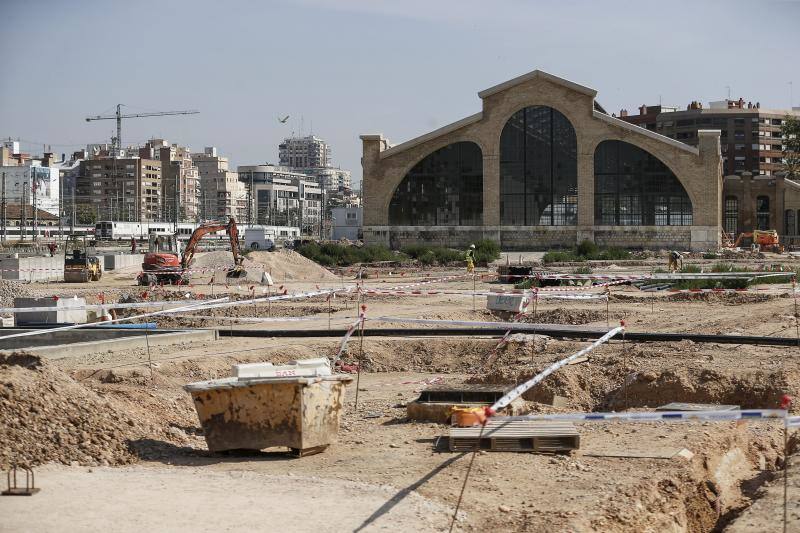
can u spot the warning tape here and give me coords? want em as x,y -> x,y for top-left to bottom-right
359,289 -> 608,300
666,287 -> 789,294
500,409 -> 787,423
490,325 -> 624,412
367,317 -> 606,330
786,416 -> 800,428
335,313 -> 364,362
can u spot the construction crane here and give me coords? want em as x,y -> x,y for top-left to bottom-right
85,104 -> 199,156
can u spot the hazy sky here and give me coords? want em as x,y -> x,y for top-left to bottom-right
2,0 -> 799,186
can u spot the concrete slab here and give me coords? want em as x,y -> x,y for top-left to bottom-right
0,328 -> 217,358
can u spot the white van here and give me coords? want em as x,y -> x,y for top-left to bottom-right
244,228 -> 276,251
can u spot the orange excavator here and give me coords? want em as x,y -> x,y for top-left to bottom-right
137,217 -> 247,286
731,229 -> 784,253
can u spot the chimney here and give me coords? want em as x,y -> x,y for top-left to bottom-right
619,109 -> 628,117
42,152 -> 53,167
639,105 -> 647,115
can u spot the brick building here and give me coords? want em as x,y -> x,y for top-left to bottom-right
77,157 -> 162,221
361,70 -> 722,251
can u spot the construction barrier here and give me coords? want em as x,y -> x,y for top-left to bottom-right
489,325 -> 624,413
501,409 -> 787,423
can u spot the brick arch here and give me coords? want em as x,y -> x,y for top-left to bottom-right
496,104 -> 579,226
377,134 -> 488,216
592,138 -> 695,226
386,140 -> 484,226
585,134 -> 701,214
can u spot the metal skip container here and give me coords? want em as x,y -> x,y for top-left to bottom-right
184,365 -> 352,456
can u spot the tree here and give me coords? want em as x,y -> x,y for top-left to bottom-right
76,205 -> 97,224
781,115 -> 800,180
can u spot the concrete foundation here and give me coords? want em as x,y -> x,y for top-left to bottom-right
14,297 -> 88,326
0,327 -> 218,359
0,255 -> 62,281
103,253 -> 145,271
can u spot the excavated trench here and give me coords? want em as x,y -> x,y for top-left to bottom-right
467,343 -> 795,533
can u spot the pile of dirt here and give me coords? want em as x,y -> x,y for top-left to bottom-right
0,352 -> 195,468
520,308 -> 611,325
0,278 -> 34,308
247,250 -> 339,281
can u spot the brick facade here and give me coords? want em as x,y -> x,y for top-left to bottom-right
361,70 -> 723,251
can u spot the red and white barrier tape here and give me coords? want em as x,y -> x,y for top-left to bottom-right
489,325 -> 624,412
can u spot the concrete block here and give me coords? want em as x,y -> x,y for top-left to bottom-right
487,294 -> 528,313
103,253 -> 144,270
14,297 -> 88,326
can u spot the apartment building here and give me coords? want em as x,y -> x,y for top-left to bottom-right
621,99 -> 799,177
0,162 -> 60,216
141,139 -> 200,222
278,135 -> 352,191
192,146 -> 246,221
237,164 -> 323,230
77,157 -> 162,221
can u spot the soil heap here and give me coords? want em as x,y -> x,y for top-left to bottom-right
247,250 -> 339,281
0,353 -> 156,468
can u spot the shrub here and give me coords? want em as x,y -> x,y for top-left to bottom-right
576,240 -> 599,259
473,239 -> 501,264
573,265 -> 593,274
598,247 -> 631,261
542,250 -> 580,263
679,264 -> 702,273
418,250 -> 437,266
297,242 -> 398,267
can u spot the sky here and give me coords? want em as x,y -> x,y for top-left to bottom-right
1,0 -> 799,187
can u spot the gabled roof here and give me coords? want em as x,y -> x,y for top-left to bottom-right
478,69 -> 597,99
381,112 -> 483,159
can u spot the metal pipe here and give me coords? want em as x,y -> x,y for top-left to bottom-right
216,327 -> 800,346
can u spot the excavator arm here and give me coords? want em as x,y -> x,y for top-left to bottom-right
181,217 -> 245,276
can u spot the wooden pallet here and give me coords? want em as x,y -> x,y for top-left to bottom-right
448,420 -> 579,453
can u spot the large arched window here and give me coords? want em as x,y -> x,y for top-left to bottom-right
388,141 -> 482,226
594,140 -> 693,226
500,106 -> 577,225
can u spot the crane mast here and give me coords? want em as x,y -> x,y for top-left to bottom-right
85,104 -> 199,156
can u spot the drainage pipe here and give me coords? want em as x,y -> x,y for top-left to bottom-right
217,327 -> 800,346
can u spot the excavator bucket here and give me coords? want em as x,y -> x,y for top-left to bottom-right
226,266 -> 248,278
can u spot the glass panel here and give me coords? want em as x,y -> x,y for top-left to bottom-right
724,196 -> 738,235
593,140 -> 693,226
500,106 -> 577,225
756,196 -> 770,230
785,209 -> 796,235
388,142 -> 483,226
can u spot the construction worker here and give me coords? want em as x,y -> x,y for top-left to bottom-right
465,244 -> 476,274
131,236 -> 137,255
668,250 -> 682,272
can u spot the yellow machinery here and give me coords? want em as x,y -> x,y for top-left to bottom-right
64,235 -> 102,282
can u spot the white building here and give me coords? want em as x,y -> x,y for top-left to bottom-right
192,147 -> 246,221
331,206 -> 362,241
0,162 -> 60,216
278,135 -> 352,192
279,135 -> 330,168
237,164 -> 323,230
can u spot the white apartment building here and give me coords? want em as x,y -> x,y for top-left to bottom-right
279,135 -> 330,168
237,164 -> 322,230
192,147 -> 246,221
0,162 -> 60,216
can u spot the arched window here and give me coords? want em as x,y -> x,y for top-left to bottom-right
388,141 -> 482,226
756,196 -> 770,230
594,140 -> 692,226
724,196 -> 738,236
499,106 -> 577,225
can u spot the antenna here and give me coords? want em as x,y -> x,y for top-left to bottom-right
726,86 -> 731,100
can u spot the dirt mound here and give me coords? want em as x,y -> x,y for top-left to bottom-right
0,352 -> 196,468
247,250 -> 339,281
520,309 -> 611,325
